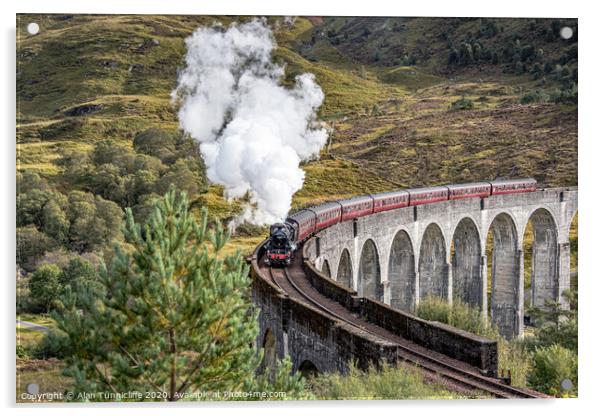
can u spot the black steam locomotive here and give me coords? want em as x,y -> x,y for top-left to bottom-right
264,222 -> 297,266
264,178 -> 537,267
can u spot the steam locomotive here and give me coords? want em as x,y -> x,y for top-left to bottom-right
264,178 -> 537,266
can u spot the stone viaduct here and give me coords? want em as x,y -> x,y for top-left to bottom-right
251,186 -> 577,377
310,187 -> 578,338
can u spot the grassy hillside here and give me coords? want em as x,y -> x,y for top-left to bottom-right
16,14 -> 577,239
328,80 -> 577,187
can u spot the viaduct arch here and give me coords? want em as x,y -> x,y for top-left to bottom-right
388,230 -> 415,312
488,213 -> 520,337
321,259 -> 332,278
526,208 -> 559,309
358,239 -> 382,301
419,223 -> 448,300
336,249 -> 353,288
452,217 -> 482,308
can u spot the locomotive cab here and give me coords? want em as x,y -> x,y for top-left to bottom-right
265,222 -> 296,266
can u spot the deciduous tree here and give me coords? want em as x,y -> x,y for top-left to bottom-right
29,264 -> 62,313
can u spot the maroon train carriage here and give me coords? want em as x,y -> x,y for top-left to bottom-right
408,186 -> 449,206
338,195 -> 374,221
287,209 -> 316,242
308,202 -> 342,232
447,182 -> 492,200
490,178 -> 537,195
371,190 -> 410,213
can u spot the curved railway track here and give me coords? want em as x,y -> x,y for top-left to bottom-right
264,257 -> 546,399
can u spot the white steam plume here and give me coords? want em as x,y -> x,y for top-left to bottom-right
172,19 -> 328,226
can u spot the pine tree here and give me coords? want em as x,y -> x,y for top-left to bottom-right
50,187 -> 301,401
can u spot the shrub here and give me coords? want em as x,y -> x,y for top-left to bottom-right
371,104 -> 382,116
528,345 -> 577,397
497,338 -> 531,388
450,97 -> 474,111
309,362 -> 464,399
458,43 -> 474,66
17,344 -> 29,359
245,358 -> 311,401
17,171 -> 49,194
520,90 -> 550,104
531,63 -> 544,80
527,290 -> 578,352
514,61 -> 526,74
520,45 -> 536,62
531,319 -> 578,352
550,85 -> 577,104
416,296 -> 497,338
17,275 -> 31,313
32,331 -> 68,359
448,48 -> 459,65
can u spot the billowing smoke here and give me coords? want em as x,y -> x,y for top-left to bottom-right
172,19 -> 328,226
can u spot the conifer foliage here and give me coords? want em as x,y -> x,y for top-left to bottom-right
51,187 -> 265,401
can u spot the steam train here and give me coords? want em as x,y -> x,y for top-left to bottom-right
264,178 -> 537,266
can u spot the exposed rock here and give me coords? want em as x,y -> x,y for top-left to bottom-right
136,38 -> 160,51
99,60 -> 118,69
64,104 -> 103,116
128,64 -> 144,73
